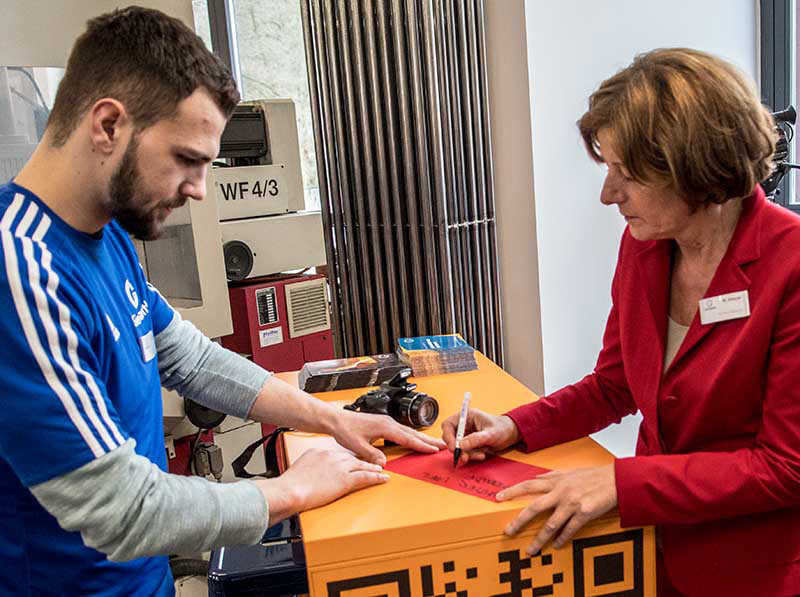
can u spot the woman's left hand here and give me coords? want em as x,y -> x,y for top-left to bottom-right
495,464 -> 618,555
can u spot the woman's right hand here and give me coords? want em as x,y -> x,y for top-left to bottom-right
441,408 -> 522,466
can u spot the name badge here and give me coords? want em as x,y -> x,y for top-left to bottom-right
138,330 -> 156,363
699,290 -> 750,325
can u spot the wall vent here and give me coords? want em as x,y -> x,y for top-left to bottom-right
286,278 -> 330,338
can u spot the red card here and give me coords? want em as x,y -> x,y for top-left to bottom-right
385,449 -> 551,501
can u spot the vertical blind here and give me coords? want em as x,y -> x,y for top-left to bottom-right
301,0 -> 503,365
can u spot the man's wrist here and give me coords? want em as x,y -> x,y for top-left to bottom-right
316,398 -> 345,437
256,477 -> 306,526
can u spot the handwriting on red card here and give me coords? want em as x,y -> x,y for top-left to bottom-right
384,449 -> 551,501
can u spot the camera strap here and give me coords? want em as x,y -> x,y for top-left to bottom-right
342,396 -> 366,412
231,427 -> 291,479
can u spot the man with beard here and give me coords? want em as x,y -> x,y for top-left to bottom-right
0,7 -> 443,597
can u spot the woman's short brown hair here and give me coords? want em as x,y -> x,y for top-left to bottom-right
47,6 -> 240,146
578,48 -> 777,207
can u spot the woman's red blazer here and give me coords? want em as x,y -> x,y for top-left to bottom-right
508,186 -> 800,595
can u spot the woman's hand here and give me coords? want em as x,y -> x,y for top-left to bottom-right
441,408 -> 521,465
496,464 -> 618,554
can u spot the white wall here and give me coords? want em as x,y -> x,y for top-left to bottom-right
485,0 -> 545,395
524,0 -> 757,456
0,1 -> 194,67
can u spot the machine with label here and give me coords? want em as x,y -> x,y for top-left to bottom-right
150,100 -> 333,483
222,273 -> 333,373
213,99 -> 333,373
214,99 -> 326,283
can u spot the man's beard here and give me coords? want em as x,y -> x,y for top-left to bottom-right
108,137 -> 186,241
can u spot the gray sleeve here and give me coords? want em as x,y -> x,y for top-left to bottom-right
30,439 -> 269,562
156,312 -> 271,419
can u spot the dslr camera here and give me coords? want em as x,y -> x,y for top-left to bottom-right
343,368 -> 439,429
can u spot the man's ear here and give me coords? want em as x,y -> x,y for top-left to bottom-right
88,98 -> 130,155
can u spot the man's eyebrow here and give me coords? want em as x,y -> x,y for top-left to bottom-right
175,147 -> 214,162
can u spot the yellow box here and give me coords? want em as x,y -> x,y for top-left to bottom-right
279,353 -> 655,596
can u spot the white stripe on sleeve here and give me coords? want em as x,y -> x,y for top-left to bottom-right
17,202 -> 38,235
16,202 -> 122,450
40,248 -> 125,445
32,212 -> 51,242
1,195 -> 107,457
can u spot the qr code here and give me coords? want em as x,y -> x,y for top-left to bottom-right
323,529 -> 644,597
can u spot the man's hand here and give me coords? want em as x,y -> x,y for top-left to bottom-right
441,408 -> 521,466
495,464 -> 618,555
255,448 -> 389,525
330,408 -> 445,466
246,376 -> 444,466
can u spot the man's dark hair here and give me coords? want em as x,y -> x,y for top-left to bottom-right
47,6 -> 240,146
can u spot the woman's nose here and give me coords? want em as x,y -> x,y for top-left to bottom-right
599,173 -> 622,205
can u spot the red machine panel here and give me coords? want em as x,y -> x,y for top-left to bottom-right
221,274 -> 334,373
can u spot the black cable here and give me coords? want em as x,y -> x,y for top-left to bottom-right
186,428 -> 205,475
785,124 -> 794,144
763,107 -> 797,196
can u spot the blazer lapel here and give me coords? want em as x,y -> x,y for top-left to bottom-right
633,239 -> 671,431
635,240 -> 671,361
669,189 -> 763,369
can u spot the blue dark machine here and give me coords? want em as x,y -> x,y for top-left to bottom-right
208,516 -> 308,596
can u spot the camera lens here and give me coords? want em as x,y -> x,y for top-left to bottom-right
395,392 -> 439,428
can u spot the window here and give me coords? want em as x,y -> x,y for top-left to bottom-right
0,67 -> 63,185
191,0 -> 319,211
761,0 -> 800,212
192,0 -> 213,51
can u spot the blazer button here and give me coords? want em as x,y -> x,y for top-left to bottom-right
665,395 -> 678,402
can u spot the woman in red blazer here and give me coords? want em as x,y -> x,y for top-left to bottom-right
443,48 -> 800,596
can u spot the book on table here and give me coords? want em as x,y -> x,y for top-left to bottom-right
298,353 -> 408,392
396,334 -> 477,376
